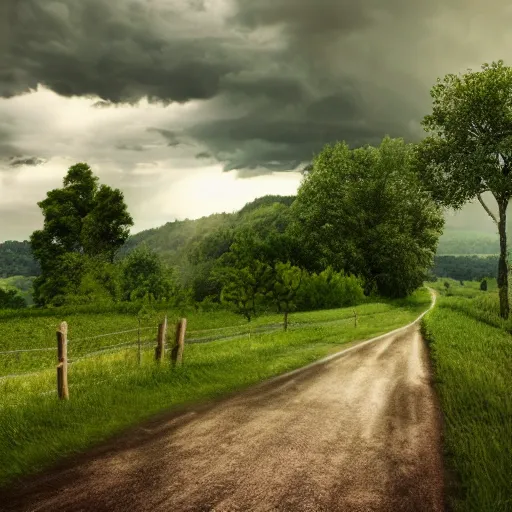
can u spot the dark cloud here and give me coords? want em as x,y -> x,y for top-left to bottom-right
195,151 -> 212,159
1,0 -> 511,174
91,100 -> 114,109
0,0 -> 239,103
232,0 -> 375,37
147,128 -> 185,147
8,156 -> 46,167
115,144 -> 146,152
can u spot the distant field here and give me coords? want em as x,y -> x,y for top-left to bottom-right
436,229 -> 498,255
439,253 -> 499,257
0,289 -> 431,486
423,281 -> 512,511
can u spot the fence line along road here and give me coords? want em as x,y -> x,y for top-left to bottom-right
0,307 -> 365,394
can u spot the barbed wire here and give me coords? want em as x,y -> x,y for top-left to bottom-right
69,326 -> 155,343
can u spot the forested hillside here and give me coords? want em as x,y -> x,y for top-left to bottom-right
0,241 -> 40,277
116,195 -> 296,266
0,201 -> 501,289
433,256 -> 498,282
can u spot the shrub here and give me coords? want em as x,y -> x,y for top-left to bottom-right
296,267 -> 364,311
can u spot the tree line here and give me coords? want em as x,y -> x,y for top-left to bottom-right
12,136 -> 443,323
4,60 -> 512,319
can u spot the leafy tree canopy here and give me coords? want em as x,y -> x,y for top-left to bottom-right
30,163 -> 133,306
416,60 -> 512,317
293,136 -> 444,298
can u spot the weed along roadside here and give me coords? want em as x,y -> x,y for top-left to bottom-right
0,289 -> 431,486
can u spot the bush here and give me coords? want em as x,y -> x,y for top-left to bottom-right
296,267 -> 364,311
480,279 -> 488,291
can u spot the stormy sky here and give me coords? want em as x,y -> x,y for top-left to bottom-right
0,0 -> 507,241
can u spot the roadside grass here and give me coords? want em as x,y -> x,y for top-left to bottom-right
422,290 -> 512,512
0,288 -> 431,487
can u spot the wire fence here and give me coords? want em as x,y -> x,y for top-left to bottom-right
0,322 -> 162,379
0,308 -> 365,386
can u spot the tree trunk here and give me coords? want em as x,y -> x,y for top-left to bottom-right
284,310 -> 289,331
497,200 -> 510,319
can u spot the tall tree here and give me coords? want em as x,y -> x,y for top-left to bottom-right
31,163 -> 133,305
293,137 -> 444,297
416,61 -> 512,318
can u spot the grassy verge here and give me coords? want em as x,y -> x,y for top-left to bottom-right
0,289 -> 430,487
422,285 -> 512,512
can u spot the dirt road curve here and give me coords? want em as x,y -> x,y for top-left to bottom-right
1,323 -> 444,512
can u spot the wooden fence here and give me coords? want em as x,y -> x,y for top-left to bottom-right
55,316 -> 187,400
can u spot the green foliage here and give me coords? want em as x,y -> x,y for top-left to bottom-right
293,136 -> 444,297
122,245 -> 177,303
31,163 -> 133,306
0,288 -> 26,309
81,185 -> 133,262
296,268 -> 365,311
0,241 -> 40,277
218,261 -> 270,322
417,60 -> 512,208
0,276 -> 35,307
269,262 -> 303,329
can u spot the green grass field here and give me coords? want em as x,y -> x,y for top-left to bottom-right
0,289 -> 431,487
423,282 -> 512,512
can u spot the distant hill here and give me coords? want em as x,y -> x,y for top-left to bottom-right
0,194 -> 503,281
238,195 -> 295,215
116,195 -> 297,267
0,241 -> 40,278
116,212 -> 236,267
436,229 -> 498,255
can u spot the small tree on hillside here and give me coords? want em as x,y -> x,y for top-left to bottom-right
122,245 -> 176,302
480,279 -> 488,291
271,262 -> 304,331
219,267 -> 261,322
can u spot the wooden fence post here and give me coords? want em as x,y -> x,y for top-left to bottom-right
56,321 -> 69,400
155,316 -> 167,362
353,309 -> 358,328
171,318 -> 186,366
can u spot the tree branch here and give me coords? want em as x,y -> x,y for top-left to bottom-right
477,193 -> 498,226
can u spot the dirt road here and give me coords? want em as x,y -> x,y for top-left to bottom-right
1,323 -> 444,512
